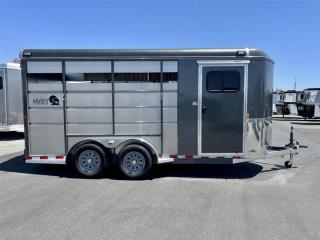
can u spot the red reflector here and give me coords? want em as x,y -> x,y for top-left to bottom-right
56,155 -> 64,159
217,156 -> 225,159
40,156 -> 48,160
170,154 -> 177,160
233,156 -> 241,159
185,155 -> 193,160
26,156 -> 32,160
202,156 -> 209,160
23,116 -> 28,124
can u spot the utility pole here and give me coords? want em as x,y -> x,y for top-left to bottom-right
294,78 -> 296,90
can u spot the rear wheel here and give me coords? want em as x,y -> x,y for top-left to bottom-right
117,144 -> 153,179
72,144 -> 108,177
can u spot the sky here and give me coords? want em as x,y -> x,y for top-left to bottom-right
0,0 -> 319,90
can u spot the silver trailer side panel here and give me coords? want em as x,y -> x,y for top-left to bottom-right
115,92 -> 160,107
27,62 -> 64,154
67,124 -> 113,135
7,68 -> 23,125
27,61 -> 62,73
114,61 -> 160,72
0,64 -> 23,132
29,125 -> 65,154
65,61 -> 111,73
0,69 -> 6,124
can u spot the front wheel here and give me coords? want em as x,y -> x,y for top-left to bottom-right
72,144 -> 108,177
117,144 -> 153,179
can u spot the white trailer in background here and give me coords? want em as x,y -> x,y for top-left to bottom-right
0,63 -> 24,132
272,91 -> 284,114
303,88 -> 320,118
296,91 -> 306,116
282,90 -> 301,115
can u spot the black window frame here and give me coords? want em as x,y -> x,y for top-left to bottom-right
206,70 -> 241,93
0,76 -> 3,89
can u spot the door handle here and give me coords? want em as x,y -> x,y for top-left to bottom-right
202,107 -> 208,113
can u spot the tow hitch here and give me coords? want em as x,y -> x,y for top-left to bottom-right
266,126 -> 307,168
283,126 -> 308,168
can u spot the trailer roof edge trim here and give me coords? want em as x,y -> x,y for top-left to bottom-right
20,48 -> 273,62
0,63 -> 21,69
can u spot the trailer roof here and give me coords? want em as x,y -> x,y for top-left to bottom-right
20,48 -> 272,61
304,88 -> 320,91
284,90 -> 303,93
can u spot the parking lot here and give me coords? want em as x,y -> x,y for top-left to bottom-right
0,119 -> 320,240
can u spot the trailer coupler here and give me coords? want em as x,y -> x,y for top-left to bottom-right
265,126 -> 307,168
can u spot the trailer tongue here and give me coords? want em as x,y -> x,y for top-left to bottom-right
265,126 -> 305,168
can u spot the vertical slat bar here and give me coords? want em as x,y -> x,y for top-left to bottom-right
111,60 -> 115,135
22,61 -> 29,157
160,61 -> 164,155
4,68 -> 8,124
62,61 -> 68,154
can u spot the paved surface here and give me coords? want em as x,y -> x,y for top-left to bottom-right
0,120 -> 320,240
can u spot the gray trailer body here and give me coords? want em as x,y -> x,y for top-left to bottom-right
21,48 -> 289,165
0,63 -> 24,132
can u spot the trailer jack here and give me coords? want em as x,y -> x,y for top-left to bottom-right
266,126 -> 307,168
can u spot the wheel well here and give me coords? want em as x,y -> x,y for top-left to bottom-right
115,140 -> 158,165
66,140 -> 113,166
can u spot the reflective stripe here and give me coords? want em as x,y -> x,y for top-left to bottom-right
26,155 -> 66,165
169,154 -> 177,160
26,155 -> 65,160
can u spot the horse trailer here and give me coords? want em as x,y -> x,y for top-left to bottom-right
303,88 -> 320,118
272,91 -> 284,115
282,90 -> 302,115
20,48 -> 300,178
0,63 -> 24,132
296,91 -> 306,117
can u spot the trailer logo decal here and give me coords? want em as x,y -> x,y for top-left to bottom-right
49,95 -> 60,105
32,95 -> 60,106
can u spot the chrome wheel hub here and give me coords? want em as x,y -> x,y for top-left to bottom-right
123,151 -> 146,174
78,150 -> 102,173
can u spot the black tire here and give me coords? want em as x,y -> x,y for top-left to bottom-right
117,144 -> 153,179
72,143 -> 108,178
284,161 -> 292,168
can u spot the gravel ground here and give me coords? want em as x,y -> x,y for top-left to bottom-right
0,119 -> 320,240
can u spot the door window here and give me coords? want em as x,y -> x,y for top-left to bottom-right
206,70 -> 240,92
0,76 -> 3,89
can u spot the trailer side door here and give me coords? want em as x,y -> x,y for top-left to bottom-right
198,63 -> 248,156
